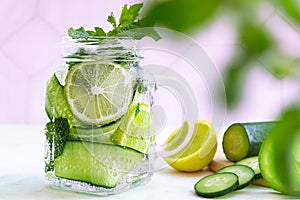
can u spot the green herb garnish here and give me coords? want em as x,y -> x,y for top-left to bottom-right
45,117 -> 70,172
68,3 -> 161,41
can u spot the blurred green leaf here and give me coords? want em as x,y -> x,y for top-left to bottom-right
145,0 -> 220,32
220,0 -> 261,15
259,51 -> 300,79
145,0 -> 299,111
239,21 -> 275,56
278,0 -> 300,28
222,52 -> 251,108
279,103 -> 300,130
270,102 -> 300,150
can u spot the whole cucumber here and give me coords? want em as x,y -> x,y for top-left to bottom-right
222,121 -> 277,162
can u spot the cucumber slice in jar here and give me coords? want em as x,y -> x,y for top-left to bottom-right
194,172 -> 238,198
217,165 -> 255,190
236,156 -> 262,179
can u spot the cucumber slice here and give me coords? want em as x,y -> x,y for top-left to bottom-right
69,121 -> 120,144
54,141 -> 144,188
236,156 -> 262,179
194,172 -> 238,198
217,165 -> 255,190
222,121 -> 276,162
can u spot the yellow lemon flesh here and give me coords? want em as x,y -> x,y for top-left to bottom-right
163,120 -> 217,172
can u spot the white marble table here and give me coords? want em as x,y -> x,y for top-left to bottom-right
0,124 -> 291,199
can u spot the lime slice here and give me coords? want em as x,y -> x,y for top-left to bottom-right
163,120 -> 217,172
65,62 -> 133,125
111,103 -> 152,154
54,141 -> 144,188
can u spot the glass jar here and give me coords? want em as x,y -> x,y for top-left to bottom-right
44,36 -> 155,195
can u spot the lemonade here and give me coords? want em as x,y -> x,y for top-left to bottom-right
44,37 -> 154,194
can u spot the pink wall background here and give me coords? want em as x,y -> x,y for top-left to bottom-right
0,0 -> 299,124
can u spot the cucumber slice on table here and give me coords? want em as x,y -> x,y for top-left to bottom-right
194,172 -> 238,198
222,121 -> 277,162
217,165 -> 255,190
236,156 -> 262,179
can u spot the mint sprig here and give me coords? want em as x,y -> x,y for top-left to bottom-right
68,3 -> 161,41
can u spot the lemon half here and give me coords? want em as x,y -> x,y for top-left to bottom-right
163,120 -> 217,172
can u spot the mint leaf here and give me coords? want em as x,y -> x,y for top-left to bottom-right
68,3 -> 160,41
68,27 -> 89,39
136,16 -> 156,27
119,24 -> 161,41
128,3 -> 144,20
119,3 -> 143,26
45,117 -> 70,172
94,27 -> 106,36
107,12 -> 117,28
86,27 -> 106,37
118,17 -> 161,41
137,28 -> 161,41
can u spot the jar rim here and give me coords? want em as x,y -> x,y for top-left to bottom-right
62,35 -> 134,42
62,36 -> 139,47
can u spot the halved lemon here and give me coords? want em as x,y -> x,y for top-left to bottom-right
163,120 -> 217,172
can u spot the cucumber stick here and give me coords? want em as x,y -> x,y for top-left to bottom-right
54,141 -> 144,188
222,121 -> 276,162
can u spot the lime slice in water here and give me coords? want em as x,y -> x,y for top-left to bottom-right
65,62 -> 133,125
111,103 -> 152,154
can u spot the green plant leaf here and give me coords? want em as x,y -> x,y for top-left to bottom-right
94,27 -> 106,36
278,0 -> 300,28
86,27 -> 106,37
68,27 -> 89,39
119,3 -> 143,26
239,21 -> 275,56
259,51 -> 300,80
221,52 -> 251,108
107,12 -> 117,28
145,0 -> 220,32
119,23 -> 161,41
69,3 -> 160,41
